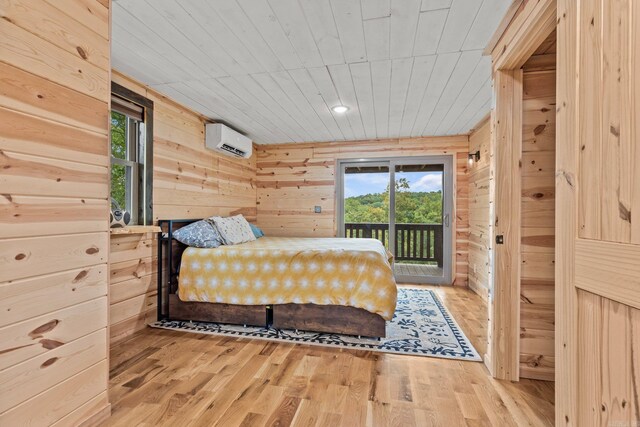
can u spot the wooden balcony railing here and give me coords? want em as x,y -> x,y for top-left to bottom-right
344,223 -> 443,267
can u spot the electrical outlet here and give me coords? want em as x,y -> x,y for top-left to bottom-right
314,206 -> 322,213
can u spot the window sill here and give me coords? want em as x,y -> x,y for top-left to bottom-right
110,225 -> 161,235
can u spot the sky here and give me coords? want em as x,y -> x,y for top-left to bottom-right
344,171 -> 443,198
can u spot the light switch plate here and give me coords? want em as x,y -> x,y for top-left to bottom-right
314,206 -> 322,213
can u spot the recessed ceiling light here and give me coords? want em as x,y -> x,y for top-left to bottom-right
332,105 -> 349,114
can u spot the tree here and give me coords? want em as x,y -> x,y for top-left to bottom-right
110,111 -> 127,209
344,179 -> 442,225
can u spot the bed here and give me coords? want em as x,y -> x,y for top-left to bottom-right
157,219 -> 397,338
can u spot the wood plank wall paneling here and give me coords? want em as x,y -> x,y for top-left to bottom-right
255,136 -> 470,286
468,116 -> 491,299
0,0 -> 111,425
109,232 -> 157,343
518,37 -> 557,382
108,71 -> 258,343
519,62 -> 556,382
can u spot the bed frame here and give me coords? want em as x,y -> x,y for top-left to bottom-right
157,219 -> 386,338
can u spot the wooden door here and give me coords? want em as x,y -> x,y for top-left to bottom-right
557,0 -> 640,425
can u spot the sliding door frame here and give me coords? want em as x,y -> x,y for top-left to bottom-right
336,155 -> 455,285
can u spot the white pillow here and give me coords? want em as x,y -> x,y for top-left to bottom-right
210,214 -> 256,245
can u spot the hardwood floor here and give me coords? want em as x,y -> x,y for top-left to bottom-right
102,286 -> 554,426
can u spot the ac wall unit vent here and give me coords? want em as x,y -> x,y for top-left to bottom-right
205,123 -> 252,158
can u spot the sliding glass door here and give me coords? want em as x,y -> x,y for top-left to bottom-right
337,156 -> 453,285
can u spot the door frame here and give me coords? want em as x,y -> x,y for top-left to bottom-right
335,155 -> 455,285
485,0 -> 557,382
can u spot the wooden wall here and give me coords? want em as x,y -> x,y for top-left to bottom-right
109,231 -> 157,344
255,137 -> 470,286
557,0 -> 640,424
0,0 -> 111,425
468,116 -> 491,299
519,38 -> 556,382
108,72 -> 257,343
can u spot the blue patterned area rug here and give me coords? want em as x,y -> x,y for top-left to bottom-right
151,288 -> 481,361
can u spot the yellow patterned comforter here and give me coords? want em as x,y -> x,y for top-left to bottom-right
178,237 -> 397,320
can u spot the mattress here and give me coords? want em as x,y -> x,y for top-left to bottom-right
178,237 -> 397,320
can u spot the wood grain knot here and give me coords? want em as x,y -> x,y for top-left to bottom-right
561,171 -> 574,188
86,247 -> 100,255
37,94 -> 44,99
73,270 -> 88,282
14,253 -> 26,260
532,192 -> 544,199
76,46 -> 88,60
520,295 -> 533,304
526,354 -> 542,367
41,357 -> 58,368
619,202 -> 631,223
610,125 -> 620,137
29,319 -> 60,338
533,124 -> 546,135
40,339 -> 64,350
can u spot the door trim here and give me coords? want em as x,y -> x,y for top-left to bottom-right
485,0 -> 557,382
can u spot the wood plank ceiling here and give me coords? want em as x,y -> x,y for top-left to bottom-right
112,0 -> 510,144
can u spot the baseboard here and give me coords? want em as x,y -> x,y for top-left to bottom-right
483,353 -> 492,375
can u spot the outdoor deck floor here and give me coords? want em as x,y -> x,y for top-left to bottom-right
394,262 -> 443,277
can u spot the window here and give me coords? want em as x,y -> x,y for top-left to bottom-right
110,83 -> 153,225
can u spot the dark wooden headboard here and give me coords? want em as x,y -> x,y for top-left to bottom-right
157,219 -> 200,321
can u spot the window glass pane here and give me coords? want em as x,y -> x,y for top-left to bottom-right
125,164 -> 135,215
110,111 -> 127,160
137,122 -> 146,164
127,117 -> 139,162
393,163 -> 445,279
111,163 -> 127,210
343,165 -> 390,249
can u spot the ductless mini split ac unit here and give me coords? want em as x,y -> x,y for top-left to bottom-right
205,123 -> 252,159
